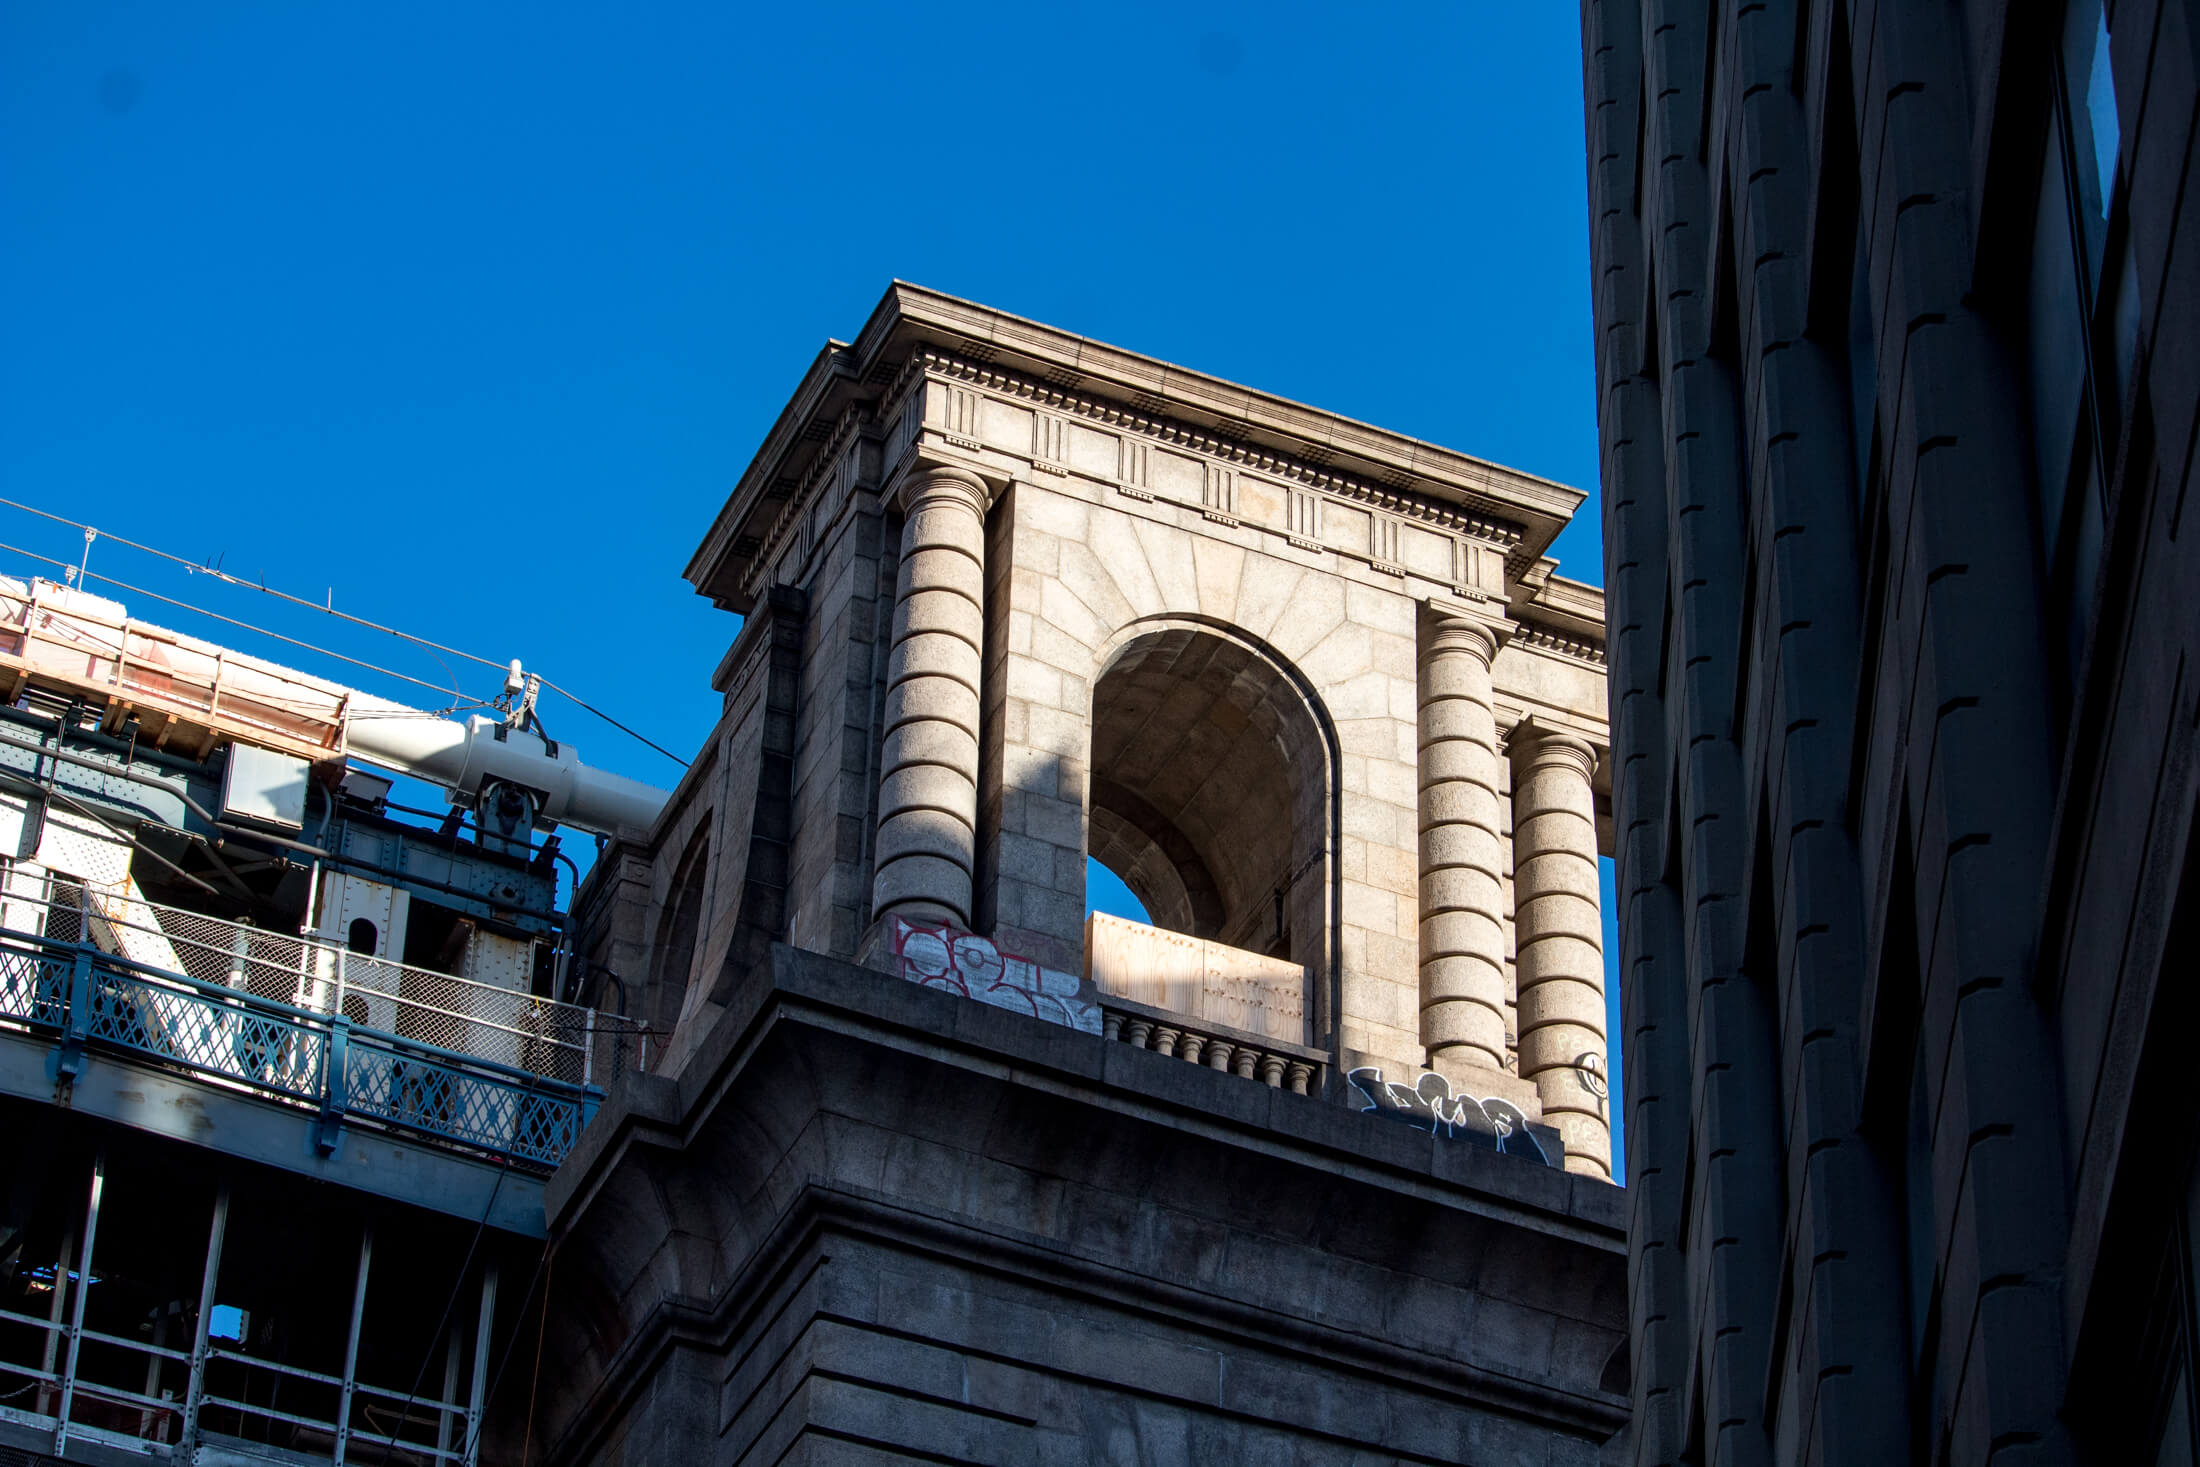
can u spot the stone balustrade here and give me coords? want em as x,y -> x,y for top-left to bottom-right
1097,992 -> 1327,1096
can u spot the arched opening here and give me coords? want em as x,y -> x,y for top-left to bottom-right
1085,625 -> 1330,1045
648,826 -> 710,1061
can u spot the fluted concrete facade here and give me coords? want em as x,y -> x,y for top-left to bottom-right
1582,0 -> 2200,1461
565,285 -> 1627,1462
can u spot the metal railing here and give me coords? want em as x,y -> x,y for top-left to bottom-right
193,1342 -> 475,1464
1,878 -> 639,1087
0,1303 -> 187,1450
0,923 -> 601,1170
0,1175 -> 497,1466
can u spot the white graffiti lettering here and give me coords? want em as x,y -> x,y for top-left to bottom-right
1344,1066 -> 1552,1166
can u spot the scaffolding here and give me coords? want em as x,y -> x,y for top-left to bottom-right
0,1150 -> 509,1466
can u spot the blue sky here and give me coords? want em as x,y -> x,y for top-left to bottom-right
1,3 -> 1621,1174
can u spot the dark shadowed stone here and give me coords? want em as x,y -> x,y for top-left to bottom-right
530,944 -> 1626,1463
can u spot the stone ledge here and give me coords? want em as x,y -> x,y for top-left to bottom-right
549,940 -> 1624,1242
532,940 -> 1628,1464
540,1177 -> 1627,1466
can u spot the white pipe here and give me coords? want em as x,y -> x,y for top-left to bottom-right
344,697 -> 666,838
0,574 -> 670,840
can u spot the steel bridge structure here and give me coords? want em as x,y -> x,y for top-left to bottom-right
0,905 -> 619,1465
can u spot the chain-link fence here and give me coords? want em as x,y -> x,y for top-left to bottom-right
0,876 -> 639,1088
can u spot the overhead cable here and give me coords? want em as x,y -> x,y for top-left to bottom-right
0,496 -> 689,768
0,539 -> 481,704
0,494 -> 510,672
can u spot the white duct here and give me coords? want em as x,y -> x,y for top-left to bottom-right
343,698 -> 667,838
0,574 -> 671,840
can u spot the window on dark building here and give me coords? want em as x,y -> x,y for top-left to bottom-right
2025,0 -> 2135,707
1846,212 -> 1879,531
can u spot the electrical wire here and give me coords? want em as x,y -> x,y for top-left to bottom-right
0,496 -> 508,672
525,676 -> 688,769
0,539 -> 481,704
465,1235 -> 553,1462
0,582 -> 480,720
519,1240 -> 554,1466
390,1161 -> 509,1455
0,496 -> 690,769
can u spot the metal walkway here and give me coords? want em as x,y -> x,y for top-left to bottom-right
0,921 -> 611,1175
0,1157 -> 506,1467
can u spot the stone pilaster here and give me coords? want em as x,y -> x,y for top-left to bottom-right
871,464 -> 989,928
1509,722 -> 1609,1179
1416,607 -> 1510,1077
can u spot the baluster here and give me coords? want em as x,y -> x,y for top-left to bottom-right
1232,1047 -> 1259,1080
1101,1011 -> 1123,1043
1285,1062 -> 1313,1095
1151,1026 -> 1180,1058
1177,1034 -> 1205,1066
1258,1055 -> 1287,1089
1206,1041 -> 1234,1072
1125,1020 -> 1154,1049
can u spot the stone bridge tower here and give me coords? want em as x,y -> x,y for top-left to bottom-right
591,283 -> 1615,1177
545,286 -> 1626,1464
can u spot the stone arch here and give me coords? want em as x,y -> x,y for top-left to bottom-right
982,486 -> 1402,1054
1027,608 -> 1339,1054
646,823 -> 710,1063
1087,622 -> 1331,967
1086,775 -> 1226,937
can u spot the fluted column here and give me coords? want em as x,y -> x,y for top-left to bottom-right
1417,609 -> 1510,1075
871,465 -> 989,928
1510,724 -> 1609,1179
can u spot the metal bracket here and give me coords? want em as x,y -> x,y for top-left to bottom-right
51,947 -> 92,1090
316,1016 -> 350,1155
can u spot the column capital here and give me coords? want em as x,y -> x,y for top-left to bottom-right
1420,600 -> 1512,665
889,459 -> 992,517
1507,717 -> 1600,780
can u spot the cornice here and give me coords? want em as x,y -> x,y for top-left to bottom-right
734,405 -> 875,607
910,350 -> 1525,548
686,283 -> 1593,614
1510,621 -> 1608,668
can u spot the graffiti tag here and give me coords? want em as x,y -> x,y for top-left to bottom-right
887,917 -> 1102,1035
1345,1066 -> 1552,1166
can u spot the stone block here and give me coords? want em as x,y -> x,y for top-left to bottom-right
1038,575 -> 1107,649
1190,536 -> 1244,621
1231,553 -> 1308,642
1028,614 -> 1097,680
1004,655 -> 1064,710
1130,516 -> 1200,610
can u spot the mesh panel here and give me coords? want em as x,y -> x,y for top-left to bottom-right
0,942 -> 67,1026
81,968 -> 326,1098
0,880 -> 639,1085
345,1033 -> 585,1166
0,885 -> 615,1169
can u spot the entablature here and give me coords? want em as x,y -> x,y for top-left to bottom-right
686,283 -> 1592,615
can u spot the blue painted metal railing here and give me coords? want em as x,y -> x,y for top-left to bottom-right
0,927 -> 599,1169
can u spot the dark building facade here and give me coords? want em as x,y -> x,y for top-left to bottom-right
1581,0 -> 2200,1462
